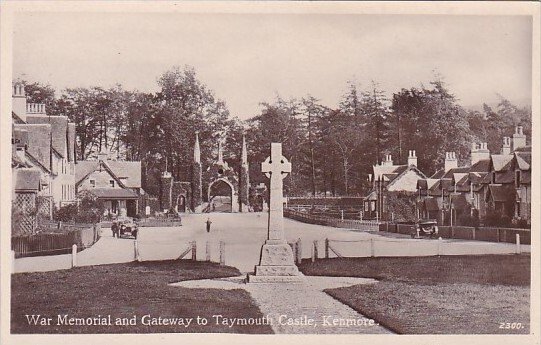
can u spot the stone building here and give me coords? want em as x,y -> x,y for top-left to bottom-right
417,126 -> 531,225
75,150 -> 143,218
160,132 -> 251,213
364,150 -> 427,220
11,82 -> 77,214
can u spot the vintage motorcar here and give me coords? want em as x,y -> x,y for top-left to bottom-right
111,217 -> 138,239
410,219 -> 439,239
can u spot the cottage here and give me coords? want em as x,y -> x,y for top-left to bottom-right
364,150 -> 427,220
75,151 -> 143,218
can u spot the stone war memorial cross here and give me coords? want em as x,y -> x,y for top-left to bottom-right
248,143 -> 303,283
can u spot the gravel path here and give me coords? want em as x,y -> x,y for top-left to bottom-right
171,275 -> 392,334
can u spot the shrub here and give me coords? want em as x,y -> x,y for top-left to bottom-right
53,192 -> 103,223
457,212 -> 480,227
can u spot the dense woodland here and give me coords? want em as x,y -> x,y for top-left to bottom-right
20,65 -> 532,197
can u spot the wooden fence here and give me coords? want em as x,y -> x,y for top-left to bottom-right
379,223 -> 531,245
284,209 -> 380,231
12,223 -> 101,258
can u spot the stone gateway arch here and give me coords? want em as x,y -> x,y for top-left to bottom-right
159,132 -> 251,213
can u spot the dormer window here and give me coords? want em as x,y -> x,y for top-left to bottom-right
110,180 -> 115,187
89,179 -> 95,188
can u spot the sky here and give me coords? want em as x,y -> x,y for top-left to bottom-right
13,12 -> 532,119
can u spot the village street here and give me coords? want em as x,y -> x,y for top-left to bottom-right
14,213 -> 530,274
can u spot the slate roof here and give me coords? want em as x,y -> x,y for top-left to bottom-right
105,161 -> 142,188
12,111 -> 25,124
67,123 -> 76,162
491,154 -> 514,172
515,152 -> 531,169
373,164 -> 408,181
14,124 -> 51,171
14,168 -> 41,192
13,128 -> 29,147
88,188 -> 138,199
26,115 -> 69,158
76,160 -> 142,189
469,159 -> 491,173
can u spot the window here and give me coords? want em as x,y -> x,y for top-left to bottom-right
89,179 -> 96,188
110,180 -> 115,188
515,170 -> 521,188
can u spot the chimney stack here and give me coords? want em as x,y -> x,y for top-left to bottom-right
471,142 -> 490,165
512,126 -> 526,151
12,82 -> 27,122
382,154 -> 393,167
407,150 -> 417,167
445,152 -> 458,172
501,137 -> 511,155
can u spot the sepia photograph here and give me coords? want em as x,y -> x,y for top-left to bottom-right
1,2 -> 539,345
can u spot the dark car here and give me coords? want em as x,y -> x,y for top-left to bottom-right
410,219 -> 439,239
111,217 -> 138,239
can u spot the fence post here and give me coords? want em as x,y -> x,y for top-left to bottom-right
472,227 -> 476,241
206,241 -> 211,262
134,240 -> 140,262
219,241 -> 225,265
11,250 -> 16,274
313,240 -> 319,260
515,234 -> 521,254
71,244 -> 77,268
496,228 -> 501,243
437,237 -> 443,256
325,238 -> 330,259
370,238 -> 375,257
191,241 -> 197,261
341,210 -> 344,220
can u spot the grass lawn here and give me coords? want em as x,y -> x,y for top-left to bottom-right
12,260 -> 273,334
299,254 -> 530,334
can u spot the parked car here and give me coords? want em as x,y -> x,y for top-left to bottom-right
111,217 -> 138,239
410,219 -> 439,239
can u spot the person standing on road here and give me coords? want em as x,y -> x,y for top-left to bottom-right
206,218 -> 212,233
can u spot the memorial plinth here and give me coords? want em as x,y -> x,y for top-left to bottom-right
248,143 -> 303,283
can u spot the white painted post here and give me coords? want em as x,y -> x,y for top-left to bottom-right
370,238 -> 375,257
341,210 -> 344,220
206,241 -> 211,262
360,211 -> 363,221
376,211 -> 379,222
134,240 -> 140,262
515,234 -> 521,254
11,250 -> 16,274
219,241 -> 225,265
437,237 -> 443,256
71,244 -> 77,268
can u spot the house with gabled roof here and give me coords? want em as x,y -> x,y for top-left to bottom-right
75,150 -> 144,217
364,150 -> 427,220
417,126 -> 531,225
11,82 -> 77,213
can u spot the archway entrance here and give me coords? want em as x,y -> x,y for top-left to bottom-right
176,195 -> 186,213
208,179 -> 233,213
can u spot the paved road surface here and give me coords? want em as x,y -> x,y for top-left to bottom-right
14,212 -> 529,273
